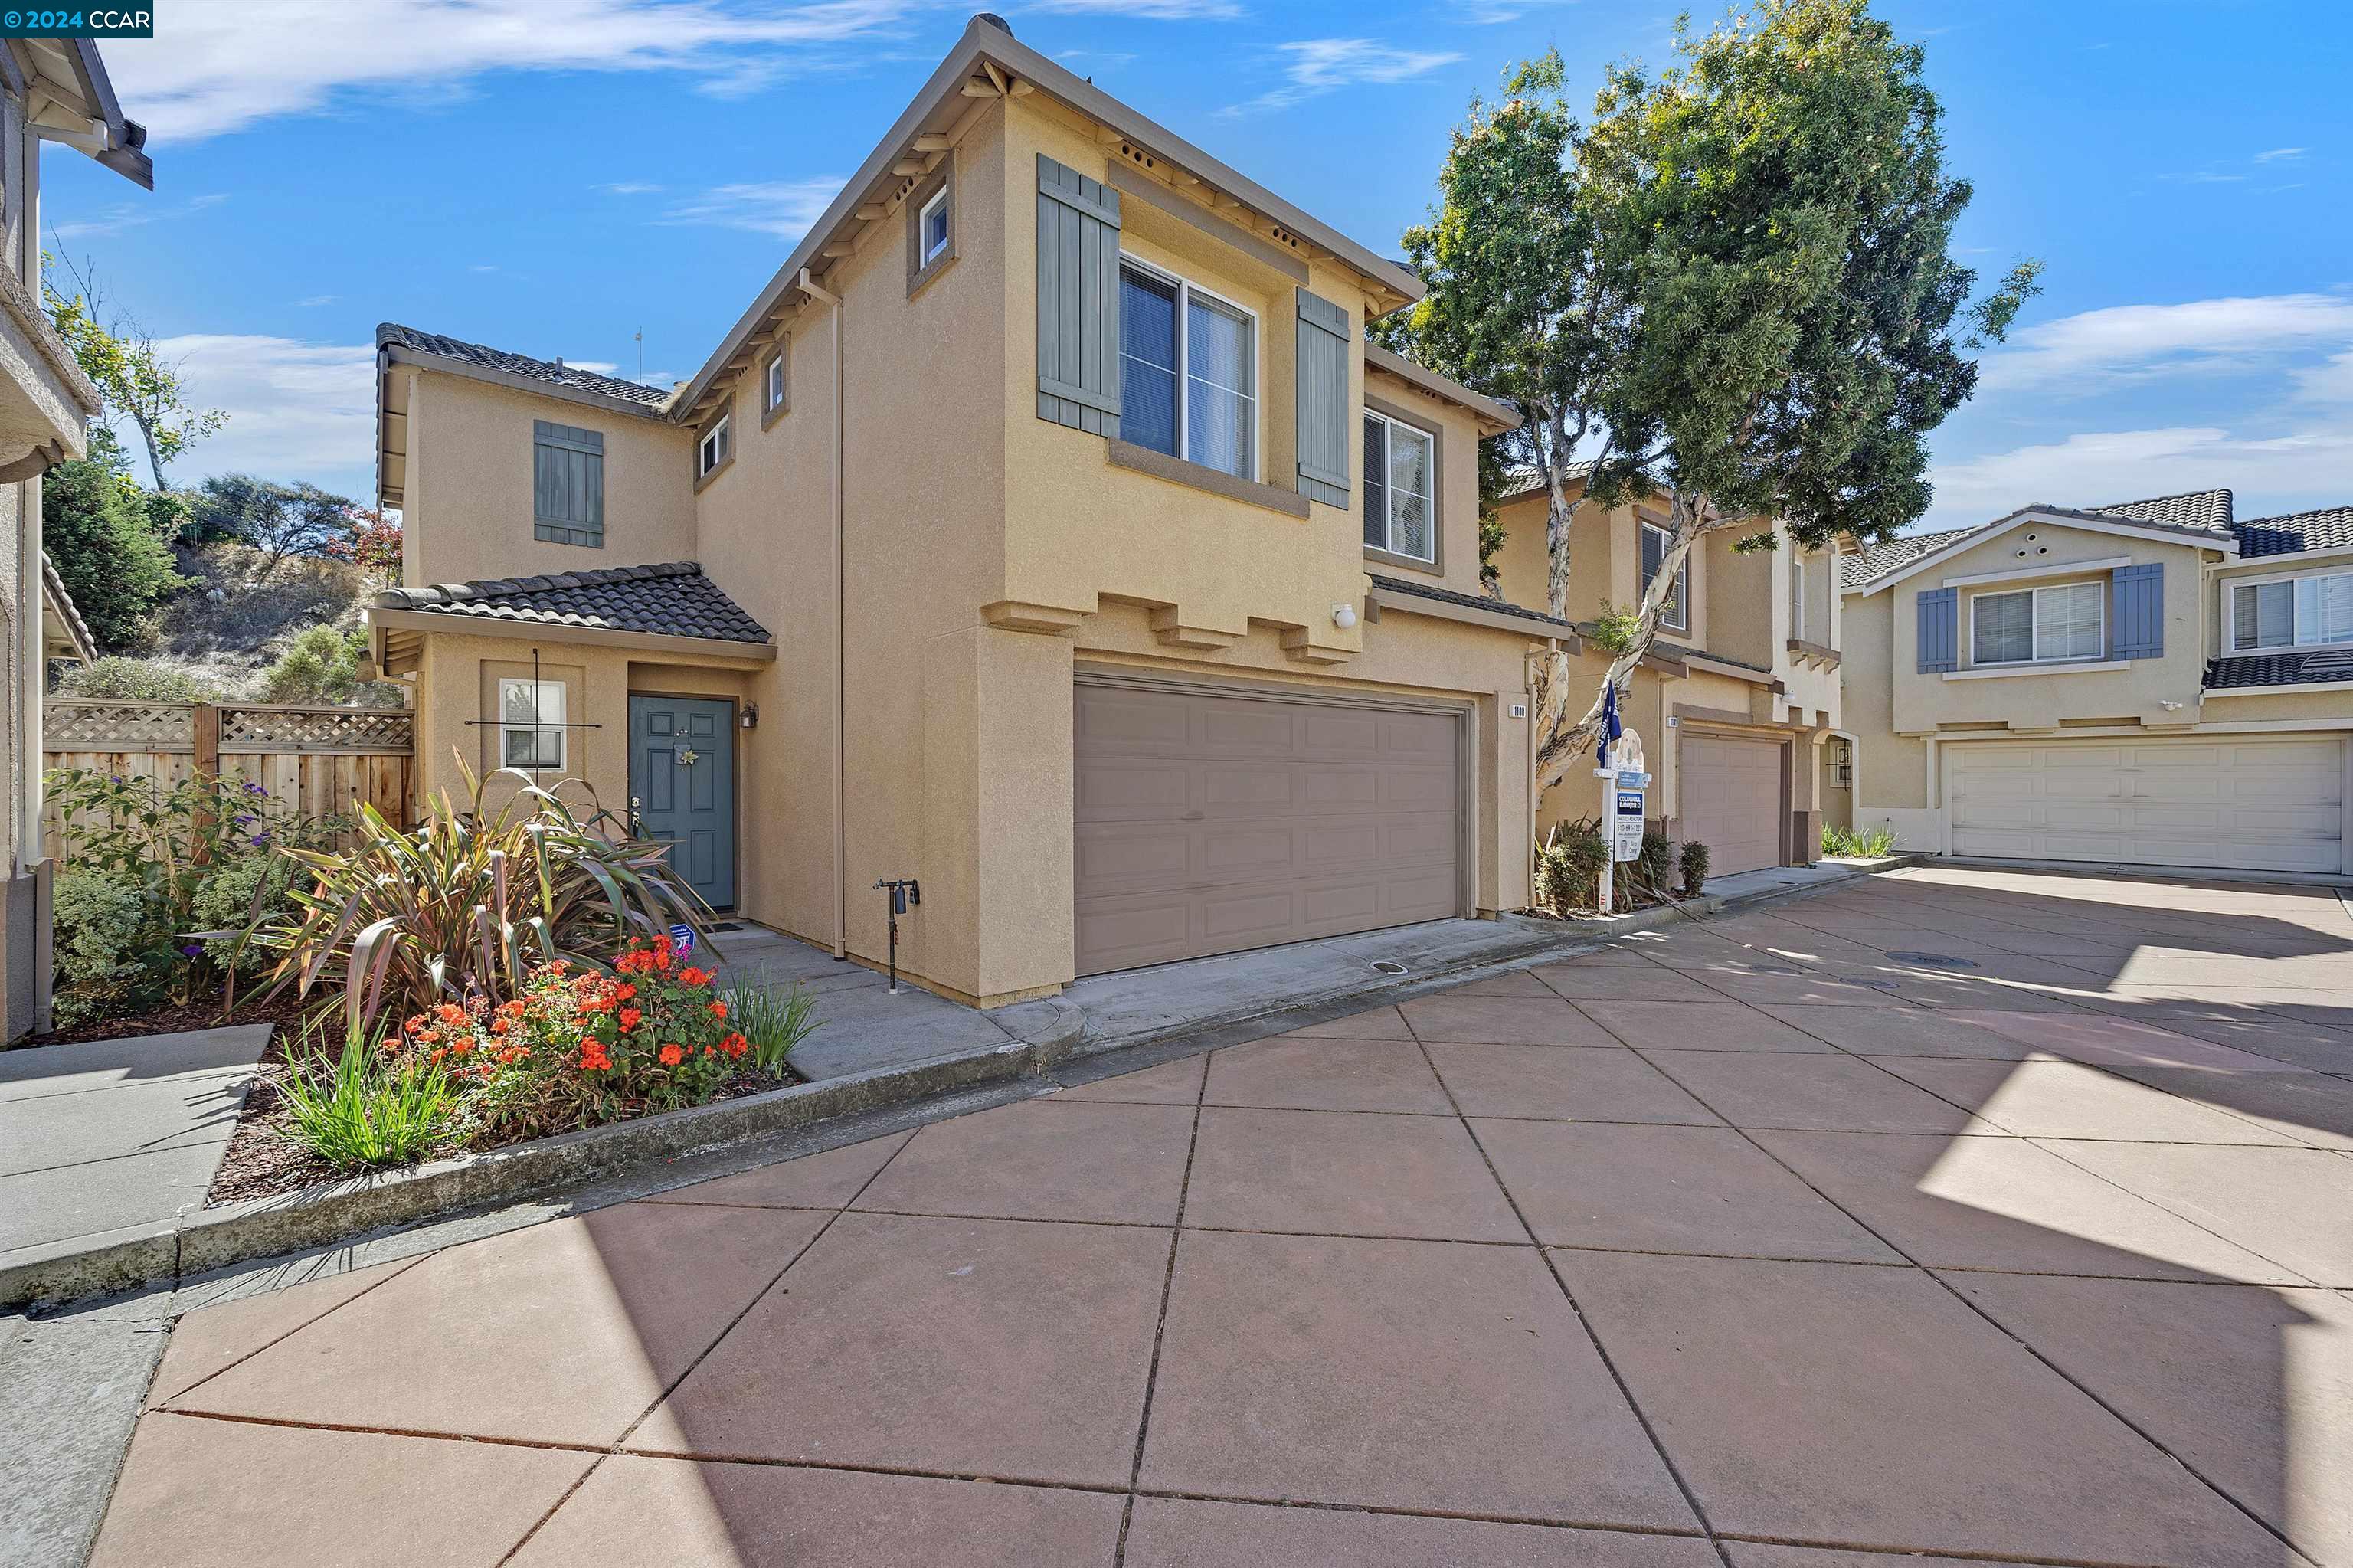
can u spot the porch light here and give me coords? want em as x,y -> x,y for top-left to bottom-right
1332,603 -> 1358,630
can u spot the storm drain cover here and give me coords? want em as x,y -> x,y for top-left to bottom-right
1370,960 -> 1410,976
1885,951 -> 1978,969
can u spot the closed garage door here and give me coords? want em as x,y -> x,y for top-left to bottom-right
1679,732 -> 1785,876
1074,680 -> 1464,976
1948,736 -> 2348,873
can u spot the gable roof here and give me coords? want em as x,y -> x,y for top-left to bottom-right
377,324 -> 672,414
2237,504 -> 2353,560
1844,492 -> 2242,594
372,561 -> 770,645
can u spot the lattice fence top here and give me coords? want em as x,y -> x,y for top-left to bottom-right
218,705 -> 414,753
45,700 -> 195,751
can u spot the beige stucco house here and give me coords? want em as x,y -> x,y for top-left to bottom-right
1487,477 -> 1845,876
369,15 -> 1556,1008
1838,489 -> 2353,876
0,39 -> 149,1042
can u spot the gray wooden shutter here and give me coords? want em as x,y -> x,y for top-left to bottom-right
1916,587 -> 1959,673
2112,561 -> 2163,659
533,420 -> 604,547
1036,155 -> 1121,437
1295,289 -> 1350,507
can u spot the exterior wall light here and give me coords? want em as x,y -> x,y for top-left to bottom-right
740,703 -> 759,729
1332,603 -> 1358,630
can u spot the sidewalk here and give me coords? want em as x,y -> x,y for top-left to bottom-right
0,1027 -> 272,1273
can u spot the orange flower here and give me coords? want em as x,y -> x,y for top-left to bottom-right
659,1043 -> 685,1066
722,1032 -> 748,1059
618,1007 -> 643,1031
499,999 -> 527,1018
679,967 -> 712,987
708,1000 -> 728,1020
654,951 -> 673,973
404,1013 -> 430,1035
614,983 -> 637,1002
435,1003 -> 466,1025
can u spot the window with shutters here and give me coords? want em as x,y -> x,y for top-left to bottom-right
1639,521 -> 1688,633
2228,570 -> 2353,652
1361,410 -> 1435,563
532,421 -> 604,548
1116,258 -> 1255,480
1970,581 -> 2104,665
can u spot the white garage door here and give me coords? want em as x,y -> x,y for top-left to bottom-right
1948,736 -> 2348,874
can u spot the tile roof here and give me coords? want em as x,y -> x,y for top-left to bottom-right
2086,489 -> 2235,535
40,550 -> 95,660
2235,504 -> 2353,560
373,561 -> 771,645
377,323 -> 671,410
2204,647 -> 2353,690
1840,526 -> 1982,588
1367,573 -> 1576,630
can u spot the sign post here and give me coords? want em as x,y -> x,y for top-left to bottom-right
1593,730 -> 1648,915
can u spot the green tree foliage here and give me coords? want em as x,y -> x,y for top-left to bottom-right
189,473 -> 357,584
41,430 -> 188,653
44,251 -> 227,489
259,625 -> 399,707
54,656 -> 221,702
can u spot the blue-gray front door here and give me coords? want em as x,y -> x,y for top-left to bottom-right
630,695 -> 736,910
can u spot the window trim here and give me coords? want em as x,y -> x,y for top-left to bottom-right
1360,400 -> 1442,573
2220,565 -> 2353,656
1639,519 -> 1690,634
1968,581 -> 2106,667
905,155 -> 956,298
760,340 -> 789,429
1788,552 -> 1805,643
498,677 -> 567,774
1114,253 -> 1262,484
693,402 -> 735,492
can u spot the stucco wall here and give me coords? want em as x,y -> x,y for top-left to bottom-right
400,368 -> 699,589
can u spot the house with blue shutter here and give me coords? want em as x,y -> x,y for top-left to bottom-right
1834,490 -> 2353,876
365,14 -> 1541,1009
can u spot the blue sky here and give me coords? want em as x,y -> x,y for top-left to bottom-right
43,0 -> 2353,534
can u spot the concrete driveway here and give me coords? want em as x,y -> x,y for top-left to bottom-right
87,868 -> 2353,1566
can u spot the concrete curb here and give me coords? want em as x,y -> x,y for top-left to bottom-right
1,860 -> 1916,1311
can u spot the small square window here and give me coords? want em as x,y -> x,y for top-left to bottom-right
919,188 -> 950,267
698,412 -> 731,480
499,679 -> 565,772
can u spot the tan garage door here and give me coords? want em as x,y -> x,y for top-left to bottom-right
1948,736 -> 2347,873
1074,679 -> 1464,976
1678,732 -> 1785,876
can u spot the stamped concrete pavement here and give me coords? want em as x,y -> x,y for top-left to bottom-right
84,868 -> 2353,1566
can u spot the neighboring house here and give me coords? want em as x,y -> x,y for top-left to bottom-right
1838,489 -> 2353,877
368,15 -> 1543,1008
0,40 -> 149,1042
1488,476 -> 1846,876
40,551 -> 93,669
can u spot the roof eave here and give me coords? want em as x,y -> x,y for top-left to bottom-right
380,340 -> 675,421
364,605 -> 778,664
1363,343 -> 1518,434
674,15 -> 1425,418
1860,507 -> 2236,597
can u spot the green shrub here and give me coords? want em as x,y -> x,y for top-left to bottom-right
1821,822 -> 1899,858
41,445 -> 187,653
1678,840 -> 1710,897
189,853 -> 302,975
257,624 -> 400,707
51,869 -> 172,1026
1535,820 -> 1608,914
1636,829 -> 1674,896
723,980 -> 822,1075
54,656 -> 220,703
280,1016 -> 458,1170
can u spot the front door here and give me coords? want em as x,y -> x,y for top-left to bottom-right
629,695 -> 737,910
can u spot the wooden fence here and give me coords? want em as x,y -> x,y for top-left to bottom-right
43,699 -> 416,852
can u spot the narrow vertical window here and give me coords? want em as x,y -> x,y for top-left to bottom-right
1641,522 -> 1687,631
763,344 -> 788,421
698,412 -> 731,480
918,188 -> 950,266
1360,411 -> 1435,562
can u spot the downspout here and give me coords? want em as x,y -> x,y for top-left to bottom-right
798,267 -> 847,959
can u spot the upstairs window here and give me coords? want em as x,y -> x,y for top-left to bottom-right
2231,571 -> 2353,650
499,679 -> 566,771
532,420 -> 604,548
918,188 -> 951,267
697,411 -> 731,481
1117,260 -> 1255,480
1640,521 -> 1688,633
1361,411 -> 1435,562
1789,553 -> 1805,642
1972,581 -> 2103,665
763,343 -> 788,422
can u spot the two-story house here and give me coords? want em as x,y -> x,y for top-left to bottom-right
368,14 -> 1550,1008
1,38 -> 149,1042
1488,475 -> 1845,876
1838,489 -> 2353,877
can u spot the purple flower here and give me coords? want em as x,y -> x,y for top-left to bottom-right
244,781 -> 267,795
180,943 -> 203,958
249,833 -> 270,847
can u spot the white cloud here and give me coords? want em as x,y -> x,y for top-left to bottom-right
1221,38 -> 1464,116
106,0 -> 934,141
2254,146 -> 2308,163
140,334 -> 377,494
50,192 -> 228,241
1978,293 -> 2353,395
296,294 -> 337,307
596,181 -> 664,196
1926,425 -> 2353,531
1023,0 -> 1242,15
565,360 -> 620,374
661,176 -> 847,238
